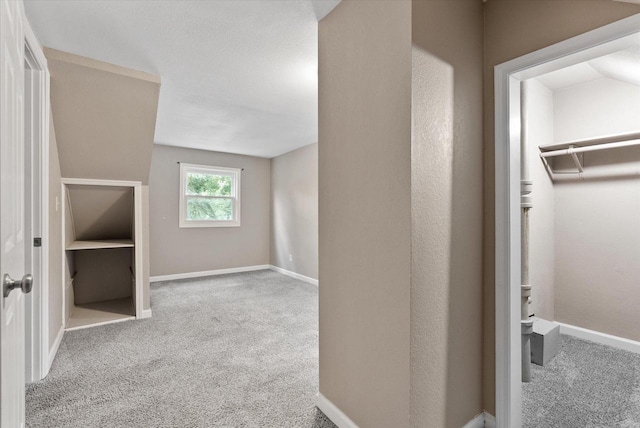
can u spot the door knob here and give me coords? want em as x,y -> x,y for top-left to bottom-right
3,274 -> 33,298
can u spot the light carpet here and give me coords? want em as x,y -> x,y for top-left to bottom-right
26,270 -> 336,428
523,334 -> 640,427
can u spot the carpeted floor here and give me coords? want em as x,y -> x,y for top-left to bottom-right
523,334 -> 640,428
26,270 -> 336,428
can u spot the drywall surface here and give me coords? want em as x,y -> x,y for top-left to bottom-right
149,145 -> 270,276
482,0 -> 640,413
270,143 -> 318,280
46,48 -> 158,314
552,77 -> 640,341
48,112 -> 64,350
318,0 -> 412,426
44,48 -> 159,184
554,77 -> 640,143
410,1 -> 484,427
73,248 -> 133,304
525,79 -> 555,321
67,186 -> 133,240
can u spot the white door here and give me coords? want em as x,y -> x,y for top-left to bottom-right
1,0 -> 27,426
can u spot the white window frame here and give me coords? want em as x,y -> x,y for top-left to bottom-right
179,163 -> 241,228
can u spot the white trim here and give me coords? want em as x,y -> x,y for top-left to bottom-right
484,412 -> 496,428
139,308 -> 153,319
557,322 -> 640,354
47,324 -> 64,371
178,163 -> 241,228
494,13 -> 640,428
134,184 -> 143,318
64,316 -> 135,332
23,16 -> 51,383
149,265 -> 270,282
463,411 -> 496,428
61,181 -> 67,328
463,413 -> 486,428
494,69 -> 523,428
269,265 -> 318,286
61,178 -> 142,187
315,392 -> 359,428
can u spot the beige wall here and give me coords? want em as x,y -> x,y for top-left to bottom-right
482,0 -> 640,414
410,1 -> 484,427
48,111 -> 63,350
149,145 -> 270,277
44,48 -> 159,184
319,1 -> 412,426
45,48 -> 159,312
270,143 -> 318,279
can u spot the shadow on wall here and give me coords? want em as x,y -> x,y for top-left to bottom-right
410,1 -> 484,427
67,186 -> 133,240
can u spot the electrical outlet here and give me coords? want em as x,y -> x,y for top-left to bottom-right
289,254 -> 293,262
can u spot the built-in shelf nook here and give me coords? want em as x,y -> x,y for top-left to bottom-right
62,178 -> 143,330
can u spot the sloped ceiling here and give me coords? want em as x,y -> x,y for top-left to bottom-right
25,0 -> 341,158
537,45 -> 640,91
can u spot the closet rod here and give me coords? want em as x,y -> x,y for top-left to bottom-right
540,138 -> 640,159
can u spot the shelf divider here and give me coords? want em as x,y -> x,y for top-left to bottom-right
66,239 -> 134,251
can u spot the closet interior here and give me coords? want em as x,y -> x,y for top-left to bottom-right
63,179 -> 143,330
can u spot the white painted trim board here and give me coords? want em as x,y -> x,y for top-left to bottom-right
315,393 -> 358,428
47,324 -> 64,371
149,265 -> 270,282
558,322 -> 640,354
463,412 -> 496,428
463,413 -> 486,428
269,265 -> 318,286
139,309 -> 153,319
484,412 -> 496,428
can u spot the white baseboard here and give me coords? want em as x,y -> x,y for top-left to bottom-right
462,412 -> 496,428
557,322 -> 640,354
463,413 -> 485,428
484,412 -> 496,428
139,308 -> 153,319
149,265 -> 270,282
316,392 -> 358,428
47,324 -> 64,372
269,265 -> 318,286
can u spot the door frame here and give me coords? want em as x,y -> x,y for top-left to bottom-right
493,13 -> 640,428
22,18 -> 51,383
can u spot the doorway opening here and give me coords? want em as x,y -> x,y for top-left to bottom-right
494,13 -> 640,428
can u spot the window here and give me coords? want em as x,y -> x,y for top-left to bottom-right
179,163 -> 241,228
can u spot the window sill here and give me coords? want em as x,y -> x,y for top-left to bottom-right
179,221 -> 241,228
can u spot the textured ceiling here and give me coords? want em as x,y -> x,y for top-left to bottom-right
25,0 -> 341,158
537,45 -> 640,91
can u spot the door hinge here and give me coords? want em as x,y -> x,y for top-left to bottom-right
34,237 -> 42,247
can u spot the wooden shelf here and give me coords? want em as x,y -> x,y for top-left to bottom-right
66,297 -> 135,331
66,239 -> 134,251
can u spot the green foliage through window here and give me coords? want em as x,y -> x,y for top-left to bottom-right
186,173 -> 232,197
187,197 -> 233,221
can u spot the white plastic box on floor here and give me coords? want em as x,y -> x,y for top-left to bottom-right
531,317 -> 560,366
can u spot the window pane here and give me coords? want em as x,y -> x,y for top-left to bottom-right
186,172 -> 232,197
187,197 -> 233,221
